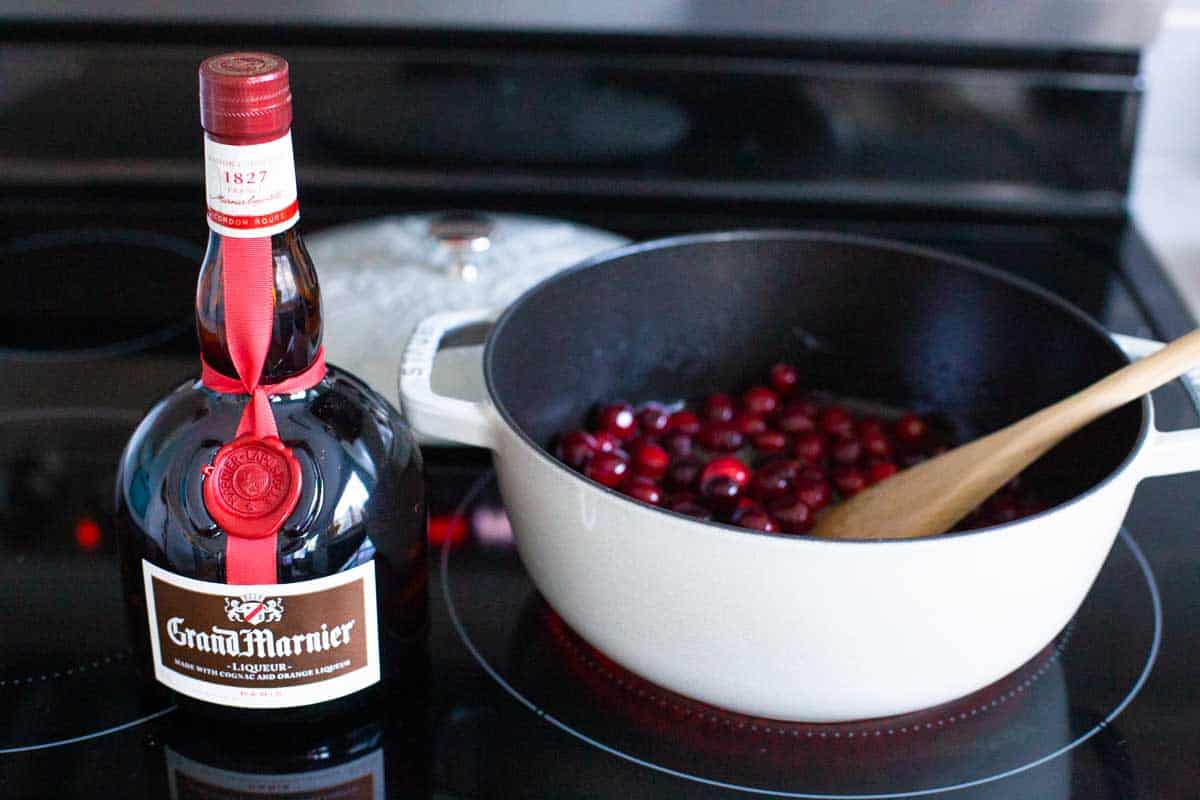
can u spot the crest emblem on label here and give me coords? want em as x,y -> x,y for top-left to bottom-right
202,434 -> 302,539
224,593 -> 284,625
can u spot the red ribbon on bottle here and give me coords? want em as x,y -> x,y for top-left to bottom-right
200,236 -> 326,585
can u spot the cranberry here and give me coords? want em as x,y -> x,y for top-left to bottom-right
701,456 -> 752,489
586,452 -> 629,487
557,430 -> 596,470
666,459 -> 703,490
667,410 -> 702,435
730,496 -> 763,519
776,405 -> 816,434
699,421 -> 745,452
622,476 -> 663,506
767,495 -> 813,534
894,413 -> 928,445
631,440 -> 670,479
636,404 -> 671,435
819,406 -> 854,438
792,431 -> 827,464
701,475 -> 742,508
748,458 -> 799,501
663,432 -> 694,459
789,397 -> 821,418
752,430 -> 789,454
669,496 -> 713,520
832,466 -> 868,497
703,393 -> 737,423
867,461 -> 898,484
769,363 -> 799,396
593,431 -> 621,453
732,412 -> 768,436
861,429 -> 893,459
736,509 -> 779,533
985,494 -> 1022,524
743,386 -> 780,416
596,402 -> 637,440
857,417 -> 886,438
793,475 -> 832,511
798,464 -> 827,482
829,435 -> 862,466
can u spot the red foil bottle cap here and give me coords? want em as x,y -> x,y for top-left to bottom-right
199,52 -> 292,140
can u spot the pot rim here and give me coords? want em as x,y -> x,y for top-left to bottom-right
483,229 -> 1152,546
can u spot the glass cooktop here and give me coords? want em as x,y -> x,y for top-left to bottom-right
0,219 -> 1196,798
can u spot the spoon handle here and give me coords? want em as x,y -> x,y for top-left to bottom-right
814,329 -> 1200,540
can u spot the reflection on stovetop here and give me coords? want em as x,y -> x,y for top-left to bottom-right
0,218 -> 1197,797
430,471 -> 1161,799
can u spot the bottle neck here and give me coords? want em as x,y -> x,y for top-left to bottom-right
196,127 -> 321,384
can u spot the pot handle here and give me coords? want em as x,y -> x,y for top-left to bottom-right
1112,333 -> 1200,478
400,309 -> 499,449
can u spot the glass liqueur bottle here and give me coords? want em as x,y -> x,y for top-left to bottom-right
116,52 -> 426,722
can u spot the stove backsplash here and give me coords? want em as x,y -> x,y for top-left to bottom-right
0,40 -> 1142,219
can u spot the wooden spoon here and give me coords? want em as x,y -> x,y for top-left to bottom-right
813,329 -> 1200,540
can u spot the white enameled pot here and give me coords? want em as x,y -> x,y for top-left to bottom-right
400,267 -> 1200,724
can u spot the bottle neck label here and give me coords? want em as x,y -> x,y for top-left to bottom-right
142,559 -> 380,708
204,132 -> 300,238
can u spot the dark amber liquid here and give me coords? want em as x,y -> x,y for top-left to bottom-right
195,227 -> 323,383
117,224 -> 427,724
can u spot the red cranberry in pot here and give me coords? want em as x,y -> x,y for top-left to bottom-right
819,406 -> 854,438
586,452 -> 629,487
596,402 -> 637,440
829,435 -> 862,466
767,494 -> 813,534
857,417 -> 886,439
832,466 -> 868,497
703,393 -> 738,423
776,405 -> 816,434
631,440 -> 670,479
752,430 -> 789,454
557,430 -> 596,471
699,421 -> 745,452
868,461 -> 898,484
663,432 -> 694,459
732,412 -> 768,436
593,431 -> 621,454
621,476 -> 664,506
793,475 -> 832,511
743,386 -> 780,416
666,458 -> 703,490
861,429 -> 894,459
701,475 -> 743,509
669,496 -> 714,520
701,456 -> 751,491
769,363 -> 799,396
894,413 -> 929,446
793,431 -> 827,464
667,409 -> 702,435
790,397 -> 821,418
748,458 -> 799,502
736,509 -> 779,533
636,404 -> 671,435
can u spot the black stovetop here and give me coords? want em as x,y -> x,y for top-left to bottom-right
0,216 -> 1197,799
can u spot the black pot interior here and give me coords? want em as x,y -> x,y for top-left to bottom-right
485,233 -> 1143,511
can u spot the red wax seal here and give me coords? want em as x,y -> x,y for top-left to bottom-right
203,434 -> 302,539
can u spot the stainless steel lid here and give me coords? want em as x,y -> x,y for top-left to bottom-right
309,211 -> 628,404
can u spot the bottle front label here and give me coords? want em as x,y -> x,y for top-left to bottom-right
204,132 -> 300,238
142,560 -> 380,709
